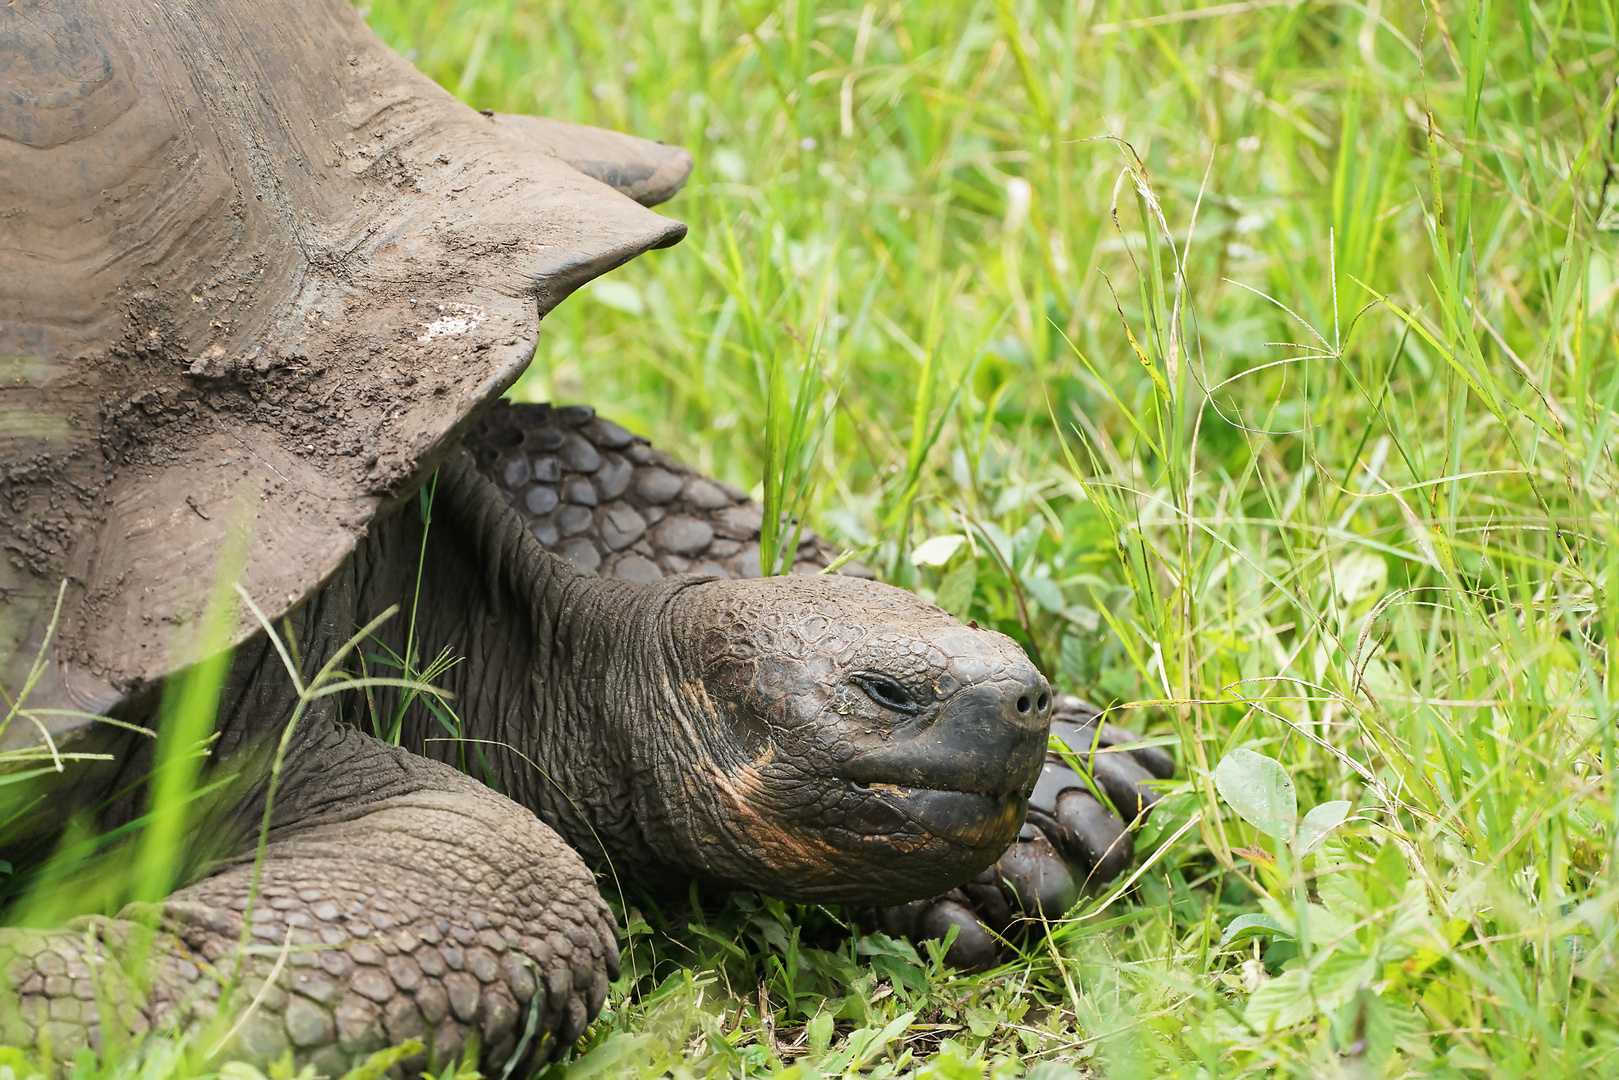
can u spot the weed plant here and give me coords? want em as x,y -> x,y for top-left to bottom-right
1,0 -> 1615,1077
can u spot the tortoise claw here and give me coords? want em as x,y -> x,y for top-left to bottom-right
1048,703 -> 1167,822
959,870 -> 1013,930
1052,789 -> 1133,886
859,891 -> 1000,971
1087,750 -> 1161,822
1100,722 -> 1175,779
993,826 -> 1079,919
915,897 -> 1000,971
1052,693 -> 1175,779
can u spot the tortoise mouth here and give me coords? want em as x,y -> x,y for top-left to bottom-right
844,780 -> 1027,851
832,683 -> 1050,801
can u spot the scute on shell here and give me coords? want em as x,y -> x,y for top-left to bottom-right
465,402 -> 877,585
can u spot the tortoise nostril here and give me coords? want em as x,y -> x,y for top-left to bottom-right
1016,695 -> 1031,714
1037,692 -> 1049,711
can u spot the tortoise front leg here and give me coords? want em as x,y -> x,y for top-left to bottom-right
0,915 -> 186,1060
170,761 -> 619,1073
1,731 -> 617,1076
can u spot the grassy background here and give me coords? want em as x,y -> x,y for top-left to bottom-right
366,0 -> 1616,1076
351,0 -> 1619,1074
4,1 -> 1616,1077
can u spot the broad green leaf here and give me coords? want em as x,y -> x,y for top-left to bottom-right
1057,632 -> 1091,688
935,558 -> 977,616
807,1011 -> 835,1057
837,1011 -> 917,1073
1244,969 -> 1315,1030
586,277 -> 646,315
1214,749 -> 1297,841
1219,912 -> 1295,948
1023,572 -> 1066,613
1310,950 -> 1379,1013
1011,519 -> 1045,566
965,1005 -> 1001,1037
911,533 -> 968,566
1368,840 -> 1410,909
1356,993 -> 1430,1069
1295,800 -> 1351,855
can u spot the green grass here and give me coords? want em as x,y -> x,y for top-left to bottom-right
357,0 -> 1619,1074
5,0 -> 1619,1076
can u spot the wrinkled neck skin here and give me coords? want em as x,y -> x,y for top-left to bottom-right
353,452 -> 712,889
355,451 -> 1047,907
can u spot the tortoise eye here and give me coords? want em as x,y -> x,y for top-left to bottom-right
856,673 -> 919,713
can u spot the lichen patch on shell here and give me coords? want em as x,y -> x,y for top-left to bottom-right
416,303 -> 488,343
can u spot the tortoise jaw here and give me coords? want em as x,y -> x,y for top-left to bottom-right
767,782 -> 1026,903
843,782 -> 1027,852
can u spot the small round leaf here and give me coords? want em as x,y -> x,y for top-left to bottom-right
1214,749 -> 1297,842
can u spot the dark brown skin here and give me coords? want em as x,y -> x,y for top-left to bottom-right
357,452 -> 1052,908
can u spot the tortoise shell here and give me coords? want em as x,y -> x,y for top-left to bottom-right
0,0 -> 689,741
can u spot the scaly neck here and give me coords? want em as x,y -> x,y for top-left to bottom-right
353,450 -> 695,884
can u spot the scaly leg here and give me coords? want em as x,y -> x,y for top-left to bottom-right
3,679 -> 616,1076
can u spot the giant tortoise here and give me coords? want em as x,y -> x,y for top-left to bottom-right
0,0 -> 1169,1071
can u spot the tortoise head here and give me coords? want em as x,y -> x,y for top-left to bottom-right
640,575 -> 1051,906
